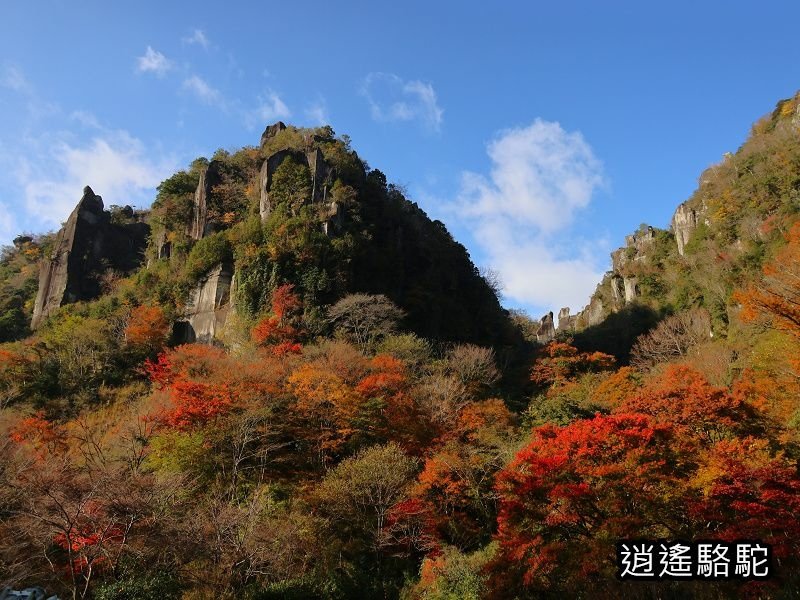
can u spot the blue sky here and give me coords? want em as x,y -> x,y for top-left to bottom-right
2,1 -> 800,319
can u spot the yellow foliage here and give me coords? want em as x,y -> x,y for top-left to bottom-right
780,99 -> 796,118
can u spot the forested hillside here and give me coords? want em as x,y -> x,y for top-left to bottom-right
2,95 -> 800,599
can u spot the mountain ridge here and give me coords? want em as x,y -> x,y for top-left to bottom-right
22,123 -> 519,349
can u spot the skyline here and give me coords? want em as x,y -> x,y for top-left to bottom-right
2,1 -> 800,318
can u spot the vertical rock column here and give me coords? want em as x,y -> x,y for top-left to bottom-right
31,186 -> 108,329
672,202 -> 699,256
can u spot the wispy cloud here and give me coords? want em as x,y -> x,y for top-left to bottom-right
70,110 -> 102,129
304,98 -> 329,126
1,64 -> 32,93
182,75 -> 225,108
447,120 -> 608,315
1,63 -> 59,119
136,46 -> 172,76
0,66 -> 177,245
243,91 -> 291,129
18,128 -> 177,228
182,28 -> 210,49
361,72 -> 443,131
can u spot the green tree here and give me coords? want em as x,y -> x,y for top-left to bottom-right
271,158 -> 312,215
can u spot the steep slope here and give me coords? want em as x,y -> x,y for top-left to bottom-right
24,124 -> 517,348
564,91 -> 800,360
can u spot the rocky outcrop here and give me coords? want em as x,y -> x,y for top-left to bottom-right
175,263 -> 234,344
671,202 -> 699,256
557,307 -> 577,332
535,311 -> 556,342
322,200 -> 342,236
258,143 -> 332,222
624,276 -> 639,303
610,274 -> 624,304
31,187 -> 148,329
611,226 -> 656,272
189,161 -> 222,240
567,225 -> 660,329
154,230 -> 171,260
260,121 -> 287,146
575,292 -> 605,328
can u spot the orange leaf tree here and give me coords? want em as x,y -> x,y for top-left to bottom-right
125,305 -> 170,353
492,413 -> 696,593
735,222 -> 800,338
616,364 -> 764,443
530,341 -> 615,388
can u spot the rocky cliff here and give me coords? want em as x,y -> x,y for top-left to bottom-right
168,122 -> 516,347
188,160 -> 222,240
175,263 -> 235,343
559,178 -> 710,333
31,187 -> 148,328
671,201 -> 706,256
30,123 -> 517,348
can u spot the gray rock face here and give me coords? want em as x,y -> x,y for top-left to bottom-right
671,202 -> 698,256
612,226 -> 656,272
259,147 -> 332,222
177,263 -> 234,344
260,121 -> 287,146
623,276 -> 639,303
579,296 -> 605,328
610,247 -> 627,273
535,311 -> 556,342
610,274 -> 624,304
569,225 -> 659,328
31,186 -> 148,329
189,161 -> 222,240
154,230 -> 171,260
557,307 -> 577,332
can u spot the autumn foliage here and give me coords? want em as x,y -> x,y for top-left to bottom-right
736,222 -> 800,339
617,364 -> 761,442
125,304 -> 169,351
492,414 -> 695,591
530,340 -> 615,387
252,284 -> 303,355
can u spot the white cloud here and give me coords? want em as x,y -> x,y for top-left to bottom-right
182,75 -> 225,107
1,63 -> 59,119
304,98 -> 329,126
361,72 -> 443,131
136,46 -> 172,76
243,91 -> 291,129
183,29 -> 210,49
181,74 -> 292,130
1,64 -> 31,93
0,65 -> 178,245
449,120 -> 608,316
18,130 -> 177,229
0,206 -> 17,243
70,110 -> 102,129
